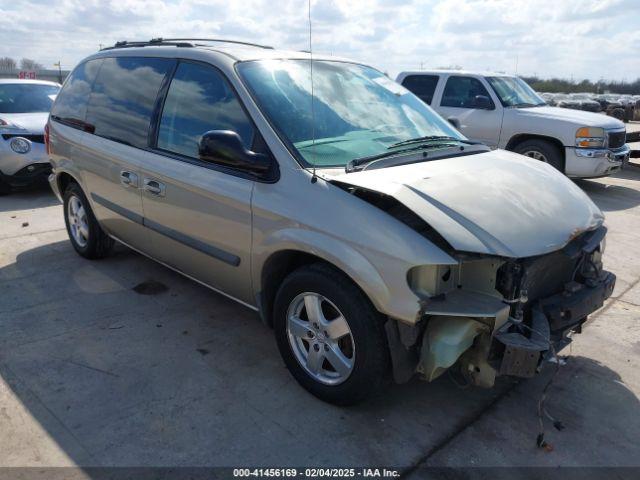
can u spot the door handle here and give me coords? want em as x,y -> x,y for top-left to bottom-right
120,170 -> 138,187
143,178 -> 166,197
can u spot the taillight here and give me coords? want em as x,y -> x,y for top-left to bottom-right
44,122 -> 51,155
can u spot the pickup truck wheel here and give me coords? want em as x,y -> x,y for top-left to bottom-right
514,139 -> 564,172
273,263 -> 390,405
63,182 -> 114,259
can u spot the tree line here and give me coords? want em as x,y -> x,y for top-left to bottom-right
0,57 -> 45,71
521,76 -> 640,95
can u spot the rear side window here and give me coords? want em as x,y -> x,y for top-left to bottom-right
51,59 -> 102,127
157,61 -> 254,159
401,75 -> 439,104
86,57 -> 174,148
441,76 -> 492,108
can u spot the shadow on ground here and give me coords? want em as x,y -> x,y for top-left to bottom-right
577,168 -> 640,212
1,239 -> 514,470
0,183 -> 58,213
411,355 -> 640,472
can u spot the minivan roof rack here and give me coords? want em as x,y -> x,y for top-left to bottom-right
101,38 -> 273,51
161,38 -> 274,49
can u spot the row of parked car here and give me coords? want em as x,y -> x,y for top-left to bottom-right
0,39 -> 629,404
540,91 -> 639,121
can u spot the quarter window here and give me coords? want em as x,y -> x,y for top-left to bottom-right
50,59 -> 102,126
86,57 -> 174,148
441,76 -> 493,108
401,75 -> 439,104
157,62 -> 254,159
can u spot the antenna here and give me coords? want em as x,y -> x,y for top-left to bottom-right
308,0 -> 318,183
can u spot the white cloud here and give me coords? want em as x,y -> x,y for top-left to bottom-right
0,0 -> 637,81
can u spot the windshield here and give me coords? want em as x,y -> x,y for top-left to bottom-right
486,76 -> 545,107
237,60 -> 465,167
0,83 -> 60,113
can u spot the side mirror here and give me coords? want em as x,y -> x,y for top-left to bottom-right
473,95 -> 494,110
198,130 -> 272,175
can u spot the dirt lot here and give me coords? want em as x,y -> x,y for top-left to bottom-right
1,167 -> 639,474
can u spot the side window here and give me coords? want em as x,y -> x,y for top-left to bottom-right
86,57 -> 174,148
157,62 -> 254,159
401,75 -> 439,104
441,76 -> 493,108
50,59 -> 102,127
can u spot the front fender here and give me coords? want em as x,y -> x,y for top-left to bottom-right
253,228 -> 429,324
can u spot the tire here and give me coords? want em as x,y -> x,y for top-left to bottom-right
63,182 -> 114,259
513,139 -> 564,172
274,263 -> 390,405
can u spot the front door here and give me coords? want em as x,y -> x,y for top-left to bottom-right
139,61 -> 257,305
436,75 -> 503,148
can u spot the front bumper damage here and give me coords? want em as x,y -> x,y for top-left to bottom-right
495,270 -> 614,378
386,225 -> 615,387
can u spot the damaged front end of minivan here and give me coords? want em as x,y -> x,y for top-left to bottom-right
385,226 -> 614,387
327,153 -> 615,388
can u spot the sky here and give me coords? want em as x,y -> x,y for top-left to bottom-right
0,0 -> 638,81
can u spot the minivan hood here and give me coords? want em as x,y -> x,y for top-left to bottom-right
0,112 -> 49,133
517,106 -> 623,129
328,149 -> 604,258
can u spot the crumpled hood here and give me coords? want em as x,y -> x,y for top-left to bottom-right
518,106 -> 624,129
0,112 -> 49,134
328,150 -> 604,258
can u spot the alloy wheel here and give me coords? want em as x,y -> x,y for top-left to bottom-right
286,292 -> 355,385
522,149 -> 548,162
67,195 -> 89,247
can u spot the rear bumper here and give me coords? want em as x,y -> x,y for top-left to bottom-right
49,171 -> 63,202
565,145 -> 630,178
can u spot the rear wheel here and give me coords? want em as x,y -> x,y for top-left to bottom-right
514,139 -> 564,172
274,263 -> 390,405
63,182 -> 114,259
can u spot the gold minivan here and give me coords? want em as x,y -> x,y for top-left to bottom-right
47,39 -> 614,404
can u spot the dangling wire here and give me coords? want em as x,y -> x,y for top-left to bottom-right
308,0 -> 318,183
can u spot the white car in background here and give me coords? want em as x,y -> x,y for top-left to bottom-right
397,71 -> 630,178
0,79 -> 60,194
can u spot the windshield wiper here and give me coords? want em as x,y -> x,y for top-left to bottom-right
509,102 -> 540,108
387,135 -> 481,149
346,142 -> 467,173
346,145 -> 430,172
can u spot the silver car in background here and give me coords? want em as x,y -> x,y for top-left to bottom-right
47,40 -> 614,405
0,79 -> 60,194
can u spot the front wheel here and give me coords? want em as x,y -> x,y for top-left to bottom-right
274,263 -> 390,405
514,139 -> 564,172
63,182 -> 114,259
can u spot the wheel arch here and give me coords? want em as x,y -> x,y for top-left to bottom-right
505,134 -> 566,171
255,232 -> 392,327
56,171 -> 79,193
505,133 -> 565,153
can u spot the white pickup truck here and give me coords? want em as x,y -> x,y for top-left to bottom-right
396,70 -> 630,178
